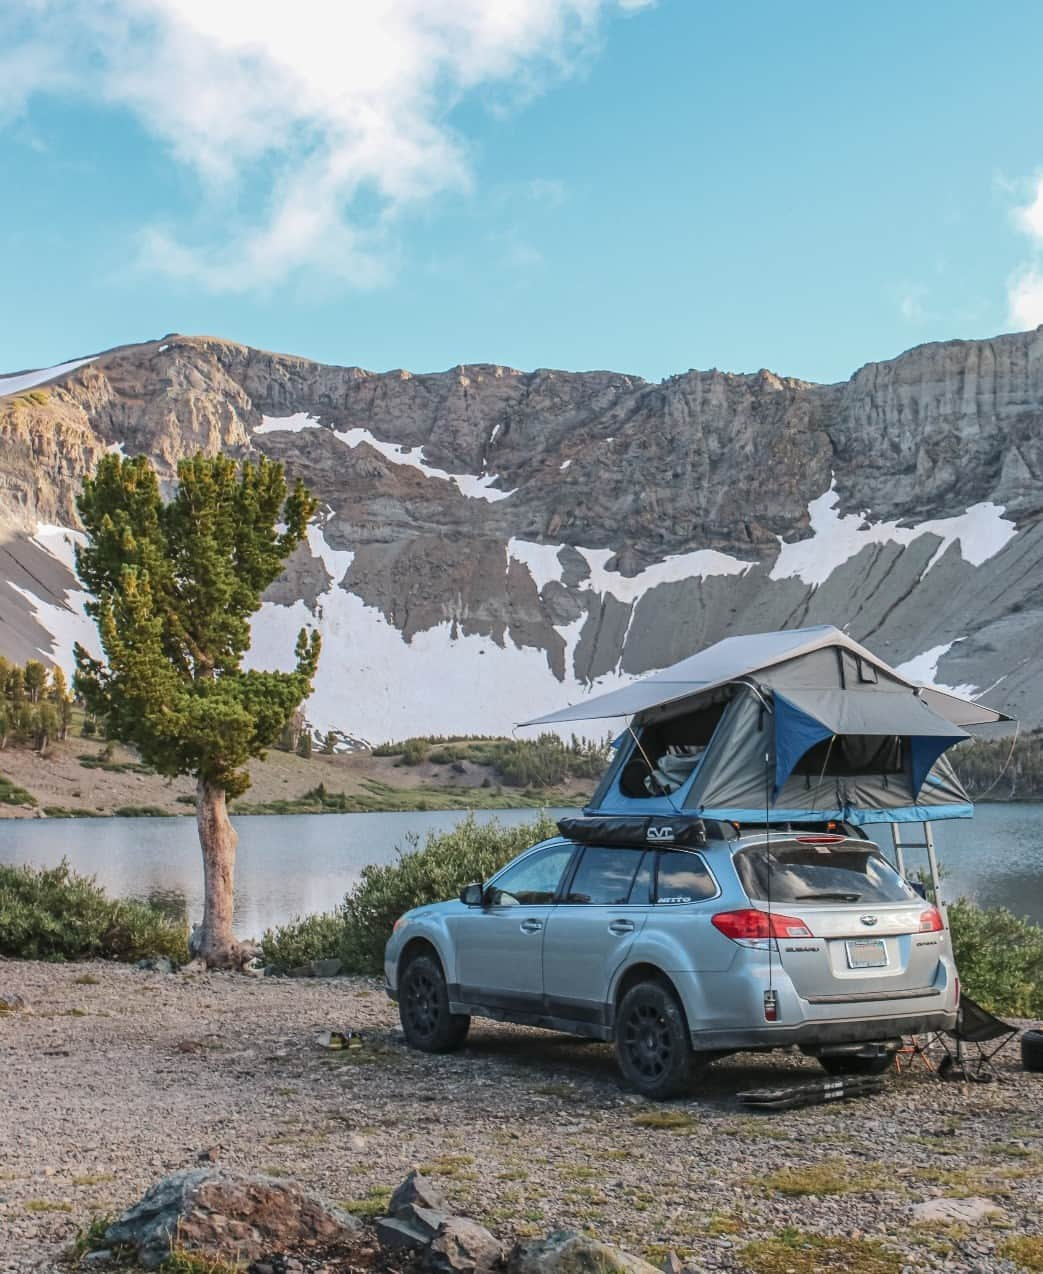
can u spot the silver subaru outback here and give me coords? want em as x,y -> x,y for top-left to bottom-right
384,823 -> 958,1099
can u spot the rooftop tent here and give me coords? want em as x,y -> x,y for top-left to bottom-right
519,625 -> 1011,825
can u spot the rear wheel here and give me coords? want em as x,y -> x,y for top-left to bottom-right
398,953 -> 470,1053
818,1050 -> 895,1077
615,980 -> 694,1100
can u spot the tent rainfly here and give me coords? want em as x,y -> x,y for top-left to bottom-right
519,625 -> 1011,826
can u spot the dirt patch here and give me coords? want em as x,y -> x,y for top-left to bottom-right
1,961 -> 1041,1273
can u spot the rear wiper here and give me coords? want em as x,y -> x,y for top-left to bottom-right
792,891 -> 862,901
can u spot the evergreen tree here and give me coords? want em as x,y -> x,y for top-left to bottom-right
322,730 -> 337,755
7,666 -> 24,704
73,452 -> 321,967
23,660 -> 47,704
49,666 -> 73,740
297,731 -> 313,759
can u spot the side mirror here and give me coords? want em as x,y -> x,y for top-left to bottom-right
459,882 -> 484,907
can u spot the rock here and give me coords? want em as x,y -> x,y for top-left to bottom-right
425,1216 -> 504,1274
389,1170 -> 451,1217
135,957 -> 175,974
347,1134 -> 367,1152
82,1251 -> 114,1263
910,1196 -> 1007,1225
376,1215 -> 432,1253
662,1253 -> 684,1274
287,965 -> 314,978
311,958 -> 342,978
0,993 -> 28,1013
180,958 -> 208,975
508,1231 -> 660,1274
242,958 -> 266,977
103,1169 -> 360,1268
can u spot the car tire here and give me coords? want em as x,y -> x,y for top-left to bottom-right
1021,1028 -> 1043,1073
398,953 -> 470,1054
615,979 -> 693,1100
818,1050 -> 895,1077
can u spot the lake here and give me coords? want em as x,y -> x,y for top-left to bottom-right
0,804 -> 1040,936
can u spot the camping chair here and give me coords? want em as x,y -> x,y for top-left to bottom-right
934,995 -> 1019,1082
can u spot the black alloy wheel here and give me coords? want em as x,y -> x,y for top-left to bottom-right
615,980 -> 694,1100
398,953 -> 470,1053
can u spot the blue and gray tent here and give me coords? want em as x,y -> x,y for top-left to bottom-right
519,625 -> 1011,825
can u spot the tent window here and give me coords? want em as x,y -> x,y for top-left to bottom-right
617,703 -> 726,799
793,735 -> 904,777
857,658 -> 878,685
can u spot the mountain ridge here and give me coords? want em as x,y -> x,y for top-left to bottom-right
1,327 -> 1041,738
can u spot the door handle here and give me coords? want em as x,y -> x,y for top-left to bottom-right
608,919 -> 635,935
520,918 -> 544,934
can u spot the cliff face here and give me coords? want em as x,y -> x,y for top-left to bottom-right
2,329 -> 1041,738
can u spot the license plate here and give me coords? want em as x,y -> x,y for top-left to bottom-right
846,938 -> 888,969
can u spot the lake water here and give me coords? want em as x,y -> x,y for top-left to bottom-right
0,804 -> 1040,937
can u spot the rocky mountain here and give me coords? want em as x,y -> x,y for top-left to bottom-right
1,330 -> 1041,739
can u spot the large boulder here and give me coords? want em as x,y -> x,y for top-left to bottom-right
104,1169 -> 361,1267
509,1231 -> 660,1274
425,1216 -> 504,1274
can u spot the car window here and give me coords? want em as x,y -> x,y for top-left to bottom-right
734,843 -> 919,905
489,844 -> 575,906
564,845 -> 643,905
628,851 -> 654,904
655,850 -> 717,904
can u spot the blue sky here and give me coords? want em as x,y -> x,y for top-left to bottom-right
3,0 -> 1043,385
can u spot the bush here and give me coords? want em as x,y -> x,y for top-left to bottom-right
260,910 -> 345,971
0,861 -> 190,963
260,813 -> 559,975
947,897 -> 1043,1018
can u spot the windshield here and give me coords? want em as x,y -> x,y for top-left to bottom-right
734,842 -> 919,906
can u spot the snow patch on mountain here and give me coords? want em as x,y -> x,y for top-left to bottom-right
0,356 -> 95,397
12,525 -> 102,666
333,426 -> 516,503
255,412 -> 320,435
247,566 -> 627,741
770,482 -> 1018,587
895,642 -> 979,699
508,537 -> 753,606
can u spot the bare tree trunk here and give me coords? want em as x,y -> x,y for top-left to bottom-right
195,778 -> 244,968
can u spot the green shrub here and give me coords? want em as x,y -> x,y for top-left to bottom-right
0,861 -> 190,963
260,814 -> 558,975
260,910 -> 344,970
0,773 -> 37,807
947,897 -> 1043,1017
338,813 -> 558,974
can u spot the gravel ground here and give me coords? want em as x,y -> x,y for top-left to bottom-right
1,959 -> 1041,1274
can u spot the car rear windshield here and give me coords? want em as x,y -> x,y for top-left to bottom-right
733,842 -> 919,905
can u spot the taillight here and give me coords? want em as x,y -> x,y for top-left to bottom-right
712,909 -> 814,943
794,834 -> 845,845
918,907 -> 944,932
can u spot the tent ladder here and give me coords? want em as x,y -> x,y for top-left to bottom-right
889,820 -> 945,919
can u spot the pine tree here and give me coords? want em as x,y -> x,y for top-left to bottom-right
7,666 -> 24,705
297,731 -> 313,759
23,660 -> 47,704
73,452 -> 321,967
49,666 -> 73,741
322,730 -> 337,755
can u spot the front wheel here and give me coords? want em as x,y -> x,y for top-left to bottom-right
615,980 -> 694,1100
818,1050 -> 894,1077
398,953 -> 470,1053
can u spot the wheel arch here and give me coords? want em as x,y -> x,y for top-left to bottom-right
397,935 -> 446,982
612,961 -> 690,1032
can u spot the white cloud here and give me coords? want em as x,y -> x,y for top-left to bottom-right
1008,267 -> 1043,330
0,0 -> 646,291
1014,176 -> 1043,244
1007,174 -> 1043,329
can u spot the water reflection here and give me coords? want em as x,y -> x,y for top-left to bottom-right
0,805 -> 1039,937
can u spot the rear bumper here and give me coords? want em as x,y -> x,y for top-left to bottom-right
690,1009 -> 957,1052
